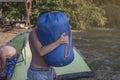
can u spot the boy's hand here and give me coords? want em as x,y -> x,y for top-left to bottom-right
58,32 -> 68,44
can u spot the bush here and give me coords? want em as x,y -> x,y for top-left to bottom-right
0,0 -> 107,30
103,4 -> 120,27
69,0 -> 107,30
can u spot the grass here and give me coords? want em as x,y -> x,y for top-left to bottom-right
72,28 -> 120,71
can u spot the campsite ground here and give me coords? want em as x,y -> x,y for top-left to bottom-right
0,28 -> 120,80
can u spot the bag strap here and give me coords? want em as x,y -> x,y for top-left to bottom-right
64,31 -> 72,60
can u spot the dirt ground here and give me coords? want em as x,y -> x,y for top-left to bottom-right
0,28 -> 26,45
73,28 -> 120,80
0,28 -> 120,80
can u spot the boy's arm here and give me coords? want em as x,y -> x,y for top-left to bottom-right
29,28 -> 68,56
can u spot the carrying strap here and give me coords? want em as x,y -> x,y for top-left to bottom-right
64,31 -> 72,60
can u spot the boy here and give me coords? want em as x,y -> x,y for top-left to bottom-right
28,27 -> 68,80
0,45 -> 18,80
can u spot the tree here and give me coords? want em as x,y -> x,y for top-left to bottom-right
0,0 -> 107,30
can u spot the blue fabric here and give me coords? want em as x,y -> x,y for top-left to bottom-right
36,11 -> 74,67
1,56 -> 18,78
27,67 -> 54,80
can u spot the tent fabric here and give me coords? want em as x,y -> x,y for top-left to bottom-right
7,31 -> 29,62
55,48 -> 93,80
6,31 -> 93,80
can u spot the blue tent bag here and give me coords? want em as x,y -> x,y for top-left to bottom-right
36,11 -> 74,67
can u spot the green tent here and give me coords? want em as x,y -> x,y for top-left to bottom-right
7,31 -> 93,80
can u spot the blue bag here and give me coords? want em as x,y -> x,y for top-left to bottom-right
36,11 -> 74,67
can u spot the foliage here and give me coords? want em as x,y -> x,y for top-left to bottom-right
103,4 -> 120,27
0,0 -> 107,30
31,0 -> 107,30
91,0 -> 120,6
91,0 -> 120,27
31,0 -> 65,24
68,0 -> 107,29
0,3 -> 25,20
